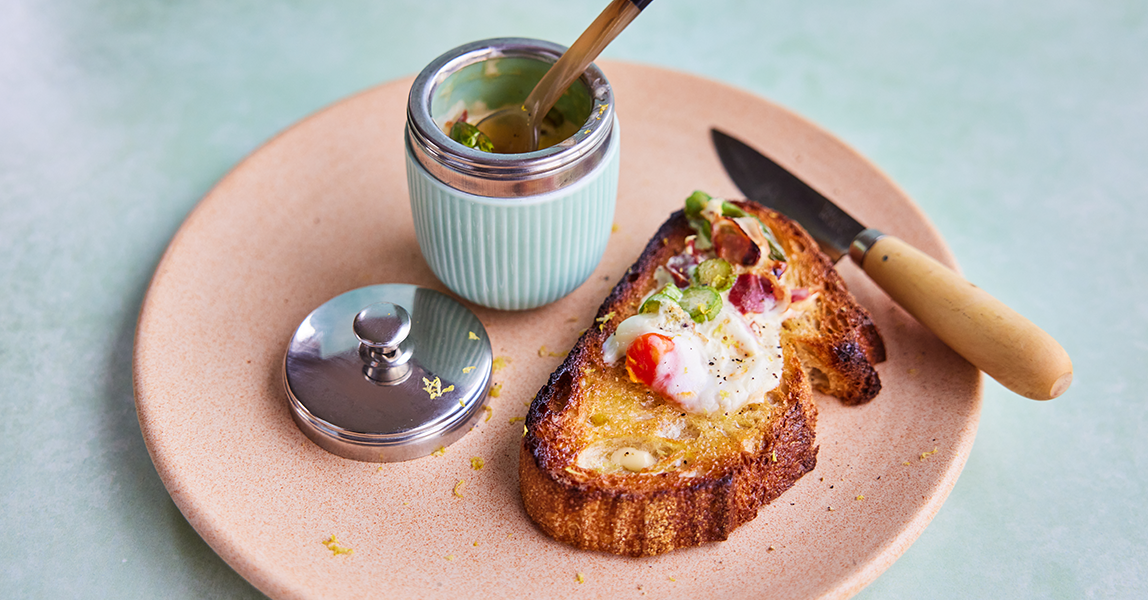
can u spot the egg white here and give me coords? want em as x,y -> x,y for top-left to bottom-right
602,278 -> 786,415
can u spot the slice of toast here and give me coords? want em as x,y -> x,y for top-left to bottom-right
519,196 -> 885,557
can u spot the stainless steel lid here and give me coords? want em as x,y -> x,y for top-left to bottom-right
283,284 -> 491,462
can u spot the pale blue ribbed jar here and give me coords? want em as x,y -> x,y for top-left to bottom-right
406,38 -> 619,311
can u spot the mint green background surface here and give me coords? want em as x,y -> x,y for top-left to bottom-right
2,1 -> 1143,598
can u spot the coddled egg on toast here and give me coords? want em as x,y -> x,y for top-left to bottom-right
602,285 -> 786,415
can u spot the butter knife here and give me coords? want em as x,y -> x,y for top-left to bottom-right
712,128 -> 1072,400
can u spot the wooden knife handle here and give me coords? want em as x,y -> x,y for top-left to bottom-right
858,234 -> 1073,400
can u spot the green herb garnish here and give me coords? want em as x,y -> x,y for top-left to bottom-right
449,121 -> 494,153
687,218 -> 713,249
685,191 -> 715,249
685,190 -> 712,217
693,258 -> 735,292
639,284 -> 684,314
762,229 -> 787,262
678,286 -> 722,323
720,201 -> 746,218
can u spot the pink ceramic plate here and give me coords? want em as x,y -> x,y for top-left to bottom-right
134,62 -> 981,600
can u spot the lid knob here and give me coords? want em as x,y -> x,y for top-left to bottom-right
353,302 -> 414,384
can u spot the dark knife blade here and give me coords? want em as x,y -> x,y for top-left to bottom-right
711,128 -> 863,262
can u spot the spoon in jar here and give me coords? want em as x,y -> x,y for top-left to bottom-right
476,0 -> 653,153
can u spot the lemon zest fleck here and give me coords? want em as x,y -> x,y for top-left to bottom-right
492,356 -> 510,373
453,479 -> 465,498
422,376 -> 454,400
322,535 -> 354,556
470,456 -> 485,470
482,405 -> 493,422
920,447 -> 939,461
490,383 -> 502,398
463,365 -> 476,373
468,331 -> 479,340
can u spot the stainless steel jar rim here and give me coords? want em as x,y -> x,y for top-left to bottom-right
406,37 -> 615,198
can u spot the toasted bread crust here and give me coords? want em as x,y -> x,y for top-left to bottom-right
520,202 -> 884,556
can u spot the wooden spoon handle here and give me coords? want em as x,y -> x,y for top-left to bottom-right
858,234 -> 1072,400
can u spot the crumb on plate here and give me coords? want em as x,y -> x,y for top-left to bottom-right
323,535 -> 353,557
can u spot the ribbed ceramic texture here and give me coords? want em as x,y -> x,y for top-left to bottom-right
407,126 -> 619,311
